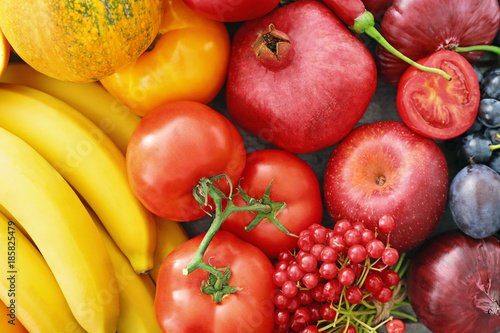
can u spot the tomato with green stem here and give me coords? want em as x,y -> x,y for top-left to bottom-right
220,149 -> 323,258
154,230 -> 276,333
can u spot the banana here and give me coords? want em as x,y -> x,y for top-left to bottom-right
0,61 -> 141,153
0,125 -> 119,333
0,212 -> 86,333
149,215 -> 190,283
0,83 -> 156,273
86,207 -> 163,333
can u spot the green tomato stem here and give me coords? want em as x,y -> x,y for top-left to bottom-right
455,45 -> 500,56
364,26 -> 452,81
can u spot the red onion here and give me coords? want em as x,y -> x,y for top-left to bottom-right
407,230 -> 500,333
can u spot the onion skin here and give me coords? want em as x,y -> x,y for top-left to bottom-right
407,230 -> 500,333
226,0 -> 377,154
376,0 -> 500,85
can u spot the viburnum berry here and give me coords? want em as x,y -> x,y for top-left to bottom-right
345,285 -> 363,304
364,273 -> 383,293
386,318 -> 406,333
302,272 -> 320,289
302,325 -> 320,333
382,247 -> 400,266
381,269 -> 400,287
366,239 -> 385,259
378,214 -> 396,233
333,219 -> 351,235
347,243 -> 367,263
337,267 -> 356,286
375,285 -> 393,303
274,309 -> 289,325
272,217 -> 409,332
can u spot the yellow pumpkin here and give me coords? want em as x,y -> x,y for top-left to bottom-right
0,0 -> 163,82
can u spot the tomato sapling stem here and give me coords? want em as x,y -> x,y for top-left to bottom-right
183,175 -> 296,294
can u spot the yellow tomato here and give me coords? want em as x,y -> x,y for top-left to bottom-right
100,0 -> 231,116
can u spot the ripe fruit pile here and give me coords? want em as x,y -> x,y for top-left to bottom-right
271,217 -> 408,333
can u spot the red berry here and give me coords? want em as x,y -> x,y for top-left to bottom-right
337,267 -> 356,286
344,325 -> 357,333
298,253 -> 318,272
274,309 -> 289,325
293,307 -> 311,325
272,270 -> 288,287
273,292 -> 291,309
382,247 -> 399,266
306,302 -> 322,322
361,229 -> 376,246
310,243 -> 325,260
287,263 -> 305,282
364,273 -> 383,293
308,223 -> 322,231
312,283 -> 328,302
302,272 -> 320,289
319,262 -> 338,280
344,228 -> 362,246
386,318 -> 406,333
345,285 -> 363,304
328,234 -> 346,252
275,260 -> 289,271
302,325 -> 320,333
297,289 -> 313,305
282,280 -> 298,298
375,285 -> 393,303
351,221 -> 366,233
298,233 -> 315,251
278,250 -> 294,263
381,269 -> 400,287
347,243 -> 367,263
366,239 -> 385,259
322,280 -> 341,301
333,219 -> 351,235
320,303 -> 336,321
320,246 -> 338,263
378,215 -> 396,233
312,225 -> 327,244
286,296 -> 300,312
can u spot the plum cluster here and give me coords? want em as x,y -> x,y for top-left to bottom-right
271,218 -> 406,333
457,67 -> 500,171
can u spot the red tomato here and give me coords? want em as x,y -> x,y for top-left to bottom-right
182,0 -> 280,22
155,230 -> 276,333
126,101 -> 246,221
221,149 -> 323,258
396,50 -> 480,140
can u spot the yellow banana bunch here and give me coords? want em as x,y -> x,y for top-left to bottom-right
0,126 -> 119,332
149,216 -> 190,283
0,62 -> 141,153
0,83 -> 156,273
0,212 -> 85,333
86,207 -> 163,333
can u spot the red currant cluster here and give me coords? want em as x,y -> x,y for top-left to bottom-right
272,216 -> 407,333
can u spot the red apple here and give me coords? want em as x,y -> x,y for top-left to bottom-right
323,121 -> 449,253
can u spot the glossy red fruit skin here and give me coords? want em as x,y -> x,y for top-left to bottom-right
396,50 -> 480,140
376,0 -> 500,85
226,0 -> 377,154
407,230 -> 500,333
323,121 -> 449,253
